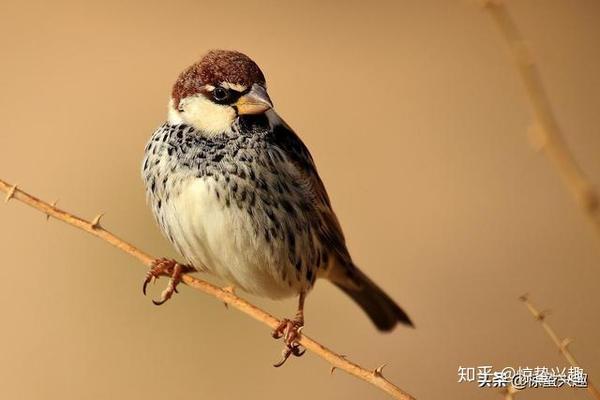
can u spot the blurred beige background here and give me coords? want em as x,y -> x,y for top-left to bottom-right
0,0 -> 599,399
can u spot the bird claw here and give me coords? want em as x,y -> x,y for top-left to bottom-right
142,258 -> 195,305
273,342 -> 306,367
272,318 -> 305,367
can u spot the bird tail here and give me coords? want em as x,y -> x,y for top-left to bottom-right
330,264 -> 413,331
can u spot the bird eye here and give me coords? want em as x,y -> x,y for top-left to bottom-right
212,87 -> 229,102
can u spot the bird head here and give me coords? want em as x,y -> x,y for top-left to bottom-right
168,50 -> 273,135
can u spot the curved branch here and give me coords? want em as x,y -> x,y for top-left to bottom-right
484,0 -> 600,239
0,177 -> 415,400
519,295 -> 600,399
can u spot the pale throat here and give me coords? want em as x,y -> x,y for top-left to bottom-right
167,96 -> 237,136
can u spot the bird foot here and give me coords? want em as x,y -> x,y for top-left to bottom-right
142,258 -> 196,305
272,318 -> 305,367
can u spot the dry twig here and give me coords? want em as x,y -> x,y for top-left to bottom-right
519,294 -> 600,399
0,177 -> 415,400
500,384 -> 519,400
483,0 -> 600,239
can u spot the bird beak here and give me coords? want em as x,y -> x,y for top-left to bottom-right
235,84 -> 273,115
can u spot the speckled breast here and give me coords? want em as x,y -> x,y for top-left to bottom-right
141,122 -> 328,298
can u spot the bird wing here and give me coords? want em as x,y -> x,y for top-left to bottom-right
265,112 -> 412,329
266,111 -> 354,269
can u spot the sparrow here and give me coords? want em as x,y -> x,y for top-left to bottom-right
141,50 -> 413,366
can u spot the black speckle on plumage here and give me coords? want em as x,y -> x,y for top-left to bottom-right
270,226 -> 278,240
265,207 -> 275,221
287,227 -> 296,249
261,194 -> 272,207
271,216 -> 281,231
280,199 -> 294,215
306,269 -> 313,284
258,178 -> 268,191
321,251 -> 328,267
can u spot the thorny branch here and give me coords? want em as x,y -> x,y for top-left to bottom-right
483,0 -> 600,240
0,177 -> 415,400
519,294 -> 600,400
485,3 -> 600,396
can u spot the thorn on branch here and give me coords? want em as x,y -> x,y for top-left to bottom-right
536,309 -> 551,321
46,199 -> 58,221
222,285 -> 236,309
90,213 -> 104,229
518,293 -> 529,302
373,363 -> 387,377
4,184 -> 17,203
330,355 -> 347,375
559,337 -> 573,352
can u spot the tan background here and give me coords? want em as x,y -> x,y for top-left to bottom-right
0,0 -> 598,399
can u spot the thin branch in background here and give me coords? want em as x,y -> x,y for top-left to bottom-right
483,0 -> 600,239
500,384 -> 519,400
483,2 -> 599,398
0,177 -> 415,400
519,294 -> 600,400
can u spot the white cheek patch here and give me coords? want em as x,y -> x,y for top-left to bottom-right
175,95 -> 236,136
167,98 -> 184,124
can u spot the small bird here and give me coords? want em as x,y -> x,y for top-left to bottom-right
142,50 -> 413,365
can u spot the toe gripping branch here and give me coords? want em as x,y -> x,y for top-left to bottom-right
272,318 -> 306,367
143,259 -> 305,367
271,291 -> 307,367
143,258 -> 196,305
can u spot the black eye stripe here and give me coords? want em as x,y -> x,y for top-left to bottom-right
205,85 -> 248,105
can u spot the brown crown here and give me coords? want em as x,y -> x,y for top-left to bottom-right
171,50 -> 266,107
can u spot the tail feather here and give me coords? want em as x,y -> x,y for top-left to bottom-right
331,265 -> 413,331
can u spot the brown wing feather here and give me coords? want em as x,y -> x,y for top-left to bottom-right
266,111 -> 413,329
267,112 -> 353,268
